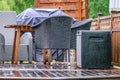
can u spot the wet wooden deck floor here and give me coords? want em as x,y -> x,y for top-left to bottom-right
0,62 -> 120,80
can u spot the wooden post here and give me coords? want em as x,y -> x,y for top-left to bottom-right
97,13 -> 103,30
78,0 -> 82,21
110,12 -> 113,30
85,0 -> 88,19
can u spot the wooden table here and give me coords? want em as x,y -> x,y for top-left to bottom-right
4,25 -> 34,64
4,24 -> 53,65
0,62 -> 119,80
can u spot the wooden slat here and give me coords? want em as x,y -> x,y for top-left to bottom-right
38,6 -> 60,8
112,32 -> 115,63
111,12 -> 120,65
118,32 -> 120,63
78,0 -> 82,20
85,0 -> 88,19
39,0 -> 79,3
34,0 -> 38,7
38,5 -> 77,10
112,13 -> 120,18
60,6 -> 77,10
67,13 -> 78,19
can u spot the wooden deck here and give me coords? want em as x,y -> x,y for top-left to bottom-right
0,62 -> 120,80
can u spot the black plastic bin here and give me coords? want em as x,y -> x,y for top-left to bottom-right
77,30 -> 112,69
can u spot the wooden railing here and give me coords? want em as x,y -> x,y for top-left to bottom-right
90,15 -> 111,30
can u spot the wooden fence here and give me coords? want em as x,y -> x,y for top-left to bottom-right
90,16 -> 111,30
34,0 -> 88,21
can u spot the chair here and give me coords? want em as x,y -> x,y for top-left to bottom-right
33,15 -> 73,64
0,11 -> 33,63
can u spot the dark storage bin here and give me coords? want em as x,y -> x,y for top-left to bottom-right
77,30 -> 112,69
70,19 -> 92,49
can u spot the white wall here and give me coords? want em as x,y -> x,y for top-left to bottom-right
109,0 -> 120,12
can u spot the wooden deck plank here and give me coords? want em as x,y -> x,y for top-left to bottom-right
0,62 -> 120,80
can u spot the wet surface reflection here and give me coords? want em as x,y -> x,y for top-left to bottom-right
0,62 -> 119,79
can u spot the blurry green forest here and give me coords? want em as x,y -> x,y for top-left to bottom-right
0,0 -> 109,18
0,0 -> 34,14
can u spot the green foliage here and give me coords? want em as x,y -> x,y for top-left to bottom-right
0,0 -> 10,10
0,0 -> 34,14
11,0 -> 34,14
88,0 -> 109,18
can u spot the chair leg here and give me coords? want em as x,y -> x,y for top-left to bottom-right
42,49 -> 46,64
47,49 -> 51,65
